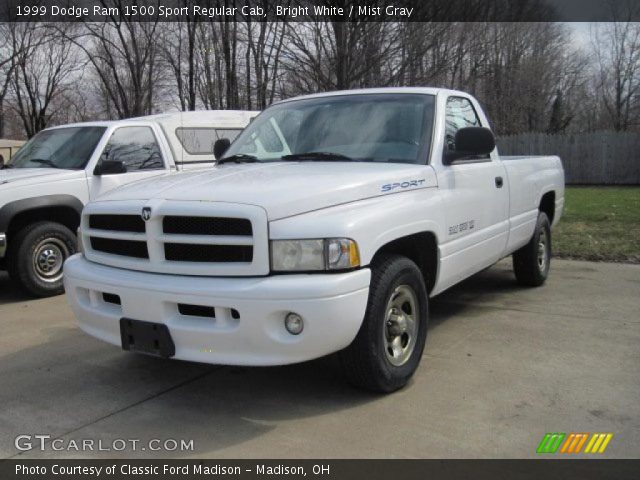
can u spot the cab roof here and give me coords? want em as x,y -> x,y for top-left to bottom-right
275,87 -> 470,104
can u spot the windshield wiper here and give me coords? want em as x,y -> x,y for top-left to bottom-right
281,152 -> 355,162
30,158 -> 63,169
217,154 -> 259,165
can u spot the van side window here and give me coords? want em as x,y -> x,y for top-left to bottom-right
101,126 -> 164,171
444,97 -> 482,152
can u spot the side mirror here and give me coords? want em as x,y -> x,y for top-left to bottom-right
443,127 -> 495,164
94,159 -> 127,175
214,138 -> 231,160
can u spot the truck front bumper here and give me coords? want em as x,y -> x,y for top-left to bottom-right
63,254 -> 370,366
0,233 -> 6,258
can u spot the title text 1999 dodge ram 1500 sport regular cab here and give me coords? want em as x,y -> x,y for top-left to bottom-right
0,110 -> 257,297
64,88 -> 564,392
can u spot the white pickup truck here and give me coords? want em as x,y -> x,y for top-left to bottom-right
64,88 -> 564,392
0,110 -> 257,297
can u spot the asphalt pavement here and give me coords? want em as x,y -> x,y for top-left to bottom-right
1,259 -> 638,459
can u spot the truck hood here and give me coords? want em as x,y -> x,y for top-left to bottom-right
0,168 -> 81,187
96,162 -> 438,220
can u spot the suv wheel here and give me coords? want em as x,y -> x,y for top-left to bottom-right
8,221 -> 76,297
339,254 -> 428,393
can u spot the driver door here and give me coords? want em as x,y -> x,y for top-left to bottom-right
88,124 -> 168,200
437,96 -> 509,285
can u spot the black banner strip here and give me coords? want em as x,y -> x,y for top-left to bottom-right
2,0 -> 640,22
2,459 -> 640,480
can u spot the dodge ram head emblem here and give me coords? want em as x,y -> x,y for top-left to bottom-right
141,207 -> 152,221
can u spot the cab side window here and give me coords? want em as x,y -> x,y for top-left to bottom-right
444,97 -> 483,154
100,126 -> 164,171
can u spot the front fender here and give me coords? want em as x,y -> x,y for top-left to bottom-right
0,195 -> 84,232
269,187 -> 445,266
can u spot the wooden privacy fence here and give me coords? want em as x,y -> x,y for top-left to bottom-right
496,131 -> 640,185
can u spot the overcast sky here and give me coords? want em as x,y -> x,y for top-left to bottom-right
567,22 -> 592,48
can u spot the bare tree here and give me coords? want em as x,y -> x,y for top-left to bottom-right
61,0 -> 163,119
281,19 -> 402,95
159,8 -> 200,111
452,22 -> 587,135
244,2 -> 288,109
592,12 -> 640,130
10,23 -> 82,137
196,12 -> 242,109
0,22 -> 35,137
0,24 -> 19,138
0,1 -> 614,139
196,21 -> 224,109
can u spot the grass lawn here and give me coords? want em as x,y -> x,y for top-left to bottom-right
553,186 -> 640,263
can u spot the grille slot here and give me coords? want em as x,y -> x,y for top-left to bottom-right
91,237 -> 149,259
164,243 -> 253,263
102,293 -> 121,305
178,304 -> 215,318
89,214 -> 145,233
163,216 -> 252,236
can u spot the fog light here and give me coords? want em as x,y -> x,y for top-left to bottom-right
285,312 -> 304,335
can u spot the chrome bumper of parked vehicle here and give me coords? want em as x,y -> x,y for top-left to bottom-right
0,233 -> 6,258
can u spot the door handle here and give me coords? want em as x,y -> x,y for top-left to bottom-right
495,176 -> 503,188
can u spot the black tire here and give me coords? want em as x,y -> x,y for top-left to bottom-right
7,221 -> 76,298
339,253 -> 429,393
513,212 -> 551,287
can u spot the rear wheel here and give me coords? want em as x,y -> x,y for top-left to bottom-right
340,254 -> 428,393
7,221 -> 76,297
513,212 -> 551,287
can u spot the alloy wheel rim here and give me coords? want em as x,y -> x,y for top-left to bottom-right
383,284 -> 419,367
537,229 -> 548,272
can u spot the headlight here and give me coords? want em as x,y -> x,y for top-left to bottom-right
271,238 -> 360,272
326,238 -> 360,270
271,239 -> 324,271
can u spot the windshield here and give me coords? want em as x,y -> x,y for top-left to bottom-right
222,93 -> 435,164
9,126 -> 107,169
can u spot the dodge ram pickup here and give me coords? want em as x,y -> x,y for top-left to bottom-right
0,110 -> 257,297
64,88 -> 564,392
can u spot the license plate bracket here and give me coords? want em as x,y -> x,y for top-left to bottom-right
120,318 -> 175,358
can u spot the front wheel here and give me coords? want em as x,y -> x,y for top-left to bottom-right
339,254 -> 428,393
7,221 -> 76,297
513,212 -> 551,287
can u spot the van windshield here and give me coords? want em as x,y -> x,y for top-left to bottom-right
9,127 -> 107,170
222,94 -> 435,164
